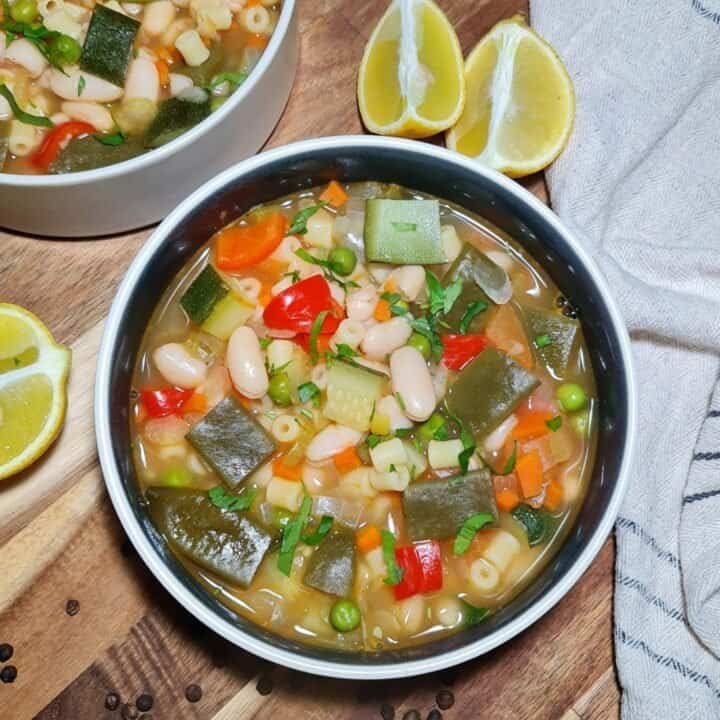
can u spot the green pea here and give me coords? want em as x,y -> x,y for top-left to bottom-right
407,332 -> 431,359
328,247 -> 357,277
10,0 -> 38,23
161,466 -> 193,487
268,372 -> 292,406
556,383 -> 587,412
50,34 -> 82,67
570,411 -> 590,437
329,598 -> 361,632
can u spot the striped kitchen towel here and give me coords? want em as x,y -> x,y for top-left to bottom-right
530,1 -> 720,717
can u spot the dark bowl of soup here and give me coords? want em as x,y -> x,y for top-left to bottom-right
95,135 -> 636,678
0,0 -> 296,237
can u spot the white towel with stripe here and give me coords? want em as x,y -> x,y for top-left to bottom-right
530,1 -> 720,716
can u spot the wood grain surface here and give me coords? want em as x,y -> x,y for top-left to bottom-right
0,1 -> 621,718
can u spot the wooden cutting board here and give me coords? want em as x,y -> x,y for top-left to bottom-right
0,1 -> 621,718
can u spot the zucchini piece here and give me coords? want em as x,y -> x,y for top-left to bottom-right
323,359 -> 386,432
201,293 -> 254,340
186,395 -> 275,488
402,470 -> 498,541
50,134 -> 145,173
144,96 -> 211,149
364,199 -> 445,265
180,264 -> 229,326
445,347 -> 539,437
79,5 -> 140,86
521,306 -> 579,377
147,487 -> 272,587
442,244 -> 493,333
303,527 -> 356,596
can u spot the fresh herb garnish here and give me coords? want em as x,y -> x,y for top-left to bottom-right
460,599 -> 491,626
277,494 -> 313,575
0,84 -> 53,127
534,333 -> 552,349
309,310 -> 328,364
207,485 -> 256,512
94,131 -> 125,146
546,416 -> 562,432
391,221 -> 416,232
302,514 -> 334,545
335,343 -> 359,360
209,71 -> 248,89
298,381 -> 321,405
410,316 -> 444,361
381,291 -> 409,316
294,248 -> 358,291
77,75 -> 86,96
288,202 -> 327,235
367,434 -> 383,449
511,504 -> 553,546
394,427 -> 412,438
453,512 -> 494,555
381,529 -> 404,586
394,391 -> 407,412
459,300 -> 489,334
499,441 -> 518,474
259,336 -> 273,350
457,419 -> 476,475
283,270 -> 301,283
295,247 -> 331,269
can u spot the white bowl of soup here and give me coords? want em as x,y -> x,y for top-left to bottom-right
0,0 -> 296,237
96,136 -> 636,678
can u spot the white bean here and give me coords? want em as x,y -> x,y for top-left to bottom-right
271,414 -> 300,443
142,0 -> 176,35
6,39 -> 49,78
50,111 -> 70,125
169,72 -> 193,97
394,595 -> 425,634
390,346 -> 436,421
306,424 -> 363,463
329,281 -> 346,308
50,68 -> 124,101
361,317 -> 412,361
0,94 -> 11,121
124,57 -> 160,103
376,395 -> 412,431
346,284 -> 378,322
433,596 -> 463,628
153,343 -> 207,388
61,101 -> 114,131
387,265 -> 425,302
226,326 -> 268,399
469,558 -> 500,594
301,462 -> 330,495
266,476 -> 303,512
441,225 -> 462,264
331,319 -> 365,350
484,414 -> 518,453
266,338 -> 294,372
483,530 -> 522,574
44,8 -> 83,40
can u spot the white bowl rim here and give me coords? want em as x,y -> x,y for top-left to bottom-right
95,135 -> 637,680
0,0 -> 296,189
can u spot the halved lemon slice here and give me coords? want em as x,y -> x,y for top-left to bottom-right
358,0 -> 465,138
0,304 -> 70,481
446,16 -> 575,177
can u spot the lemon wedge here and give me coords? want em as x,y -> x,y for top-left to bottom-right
446,16 -> 575,177
0,303 -> 71,481
358,0 -> 465,138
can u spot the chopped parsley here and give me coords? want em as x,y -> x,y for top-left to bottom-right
546,416 -> 563,432
207,485 -> 256,512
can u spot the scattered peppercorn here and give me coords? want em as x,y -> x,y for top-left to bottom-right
105,692 -> 120,711
427,710 -> 442,720
0,666 -> 17,684
402,712 -> 421,720
380,703 -> 395,720
0,643 -> 13,662
120,703 -> 138,720
556,295 -> 567,308
256,674 -> 274,696
185,684 -> 202,703
435,690 -> 454,710
136,694 -> 153,712
65,599 -> 80,616
562,304 -> 579,319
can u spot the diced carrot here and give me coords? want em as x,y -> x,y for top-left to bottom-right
155,59 -> 170,87
356,524 -> 382,553
334,446 -> 362,474
495,488 -> 521,512
383,277 -> 397,293
216,212 -> 289,271
543,479 -> 564,511
273,457 -> 303,481
516,451 -> 544,499
245,0 -> 261,5
511,412 -> 553,442
182,392 -> 207,415
319,180 -> 348,208
258,281 -> 273,307
373,298 -> 392,322
247,33 -> 269,49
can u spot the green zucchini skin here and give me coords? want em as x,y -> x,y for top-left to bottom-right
521,306 -> 579,377
402,470 -> 498,542
50,134 -> 145,173
147,487 -> 272,587
363,199 -> 445,265
180,265 -> 229,325
79,5 -> 140,86
144,97 -> 211,149
186,395 -> 275,488
445,347 -> 539,438
442,244 -> 493,333
303,527 -> 357,597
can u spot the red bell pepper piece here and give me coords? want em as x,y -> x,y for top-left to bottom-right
140,387 -> 194,418
441,334 -> 488,371
31,121 -> 96,172
263,275 -> 342,334
393,540 -> 443,600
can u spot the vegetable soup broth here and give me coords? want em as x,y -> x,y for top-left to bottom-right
131,181 -> 597,651
0,0 -> 281,174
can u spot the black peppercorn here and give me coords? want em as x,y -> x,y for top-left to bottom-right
136,694 -> 153,712
402,712 -> 421,720
435,690 -> 454,710
427,710 -> 442,720
65,599 -> 80,616
185,684 -> 202,703
0,666 -> 17,684
256,674 -> 274,696
380,703 -> 395,720
105,692 -> 121,711
0,643 -> 13,663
